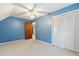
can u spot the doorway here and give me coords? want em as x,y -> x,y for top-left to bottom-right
25,22 -> 33,39
32,22 -> 36,39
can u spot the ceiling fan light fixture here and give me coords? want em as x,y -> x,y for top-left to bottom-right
30,15 -> 35,19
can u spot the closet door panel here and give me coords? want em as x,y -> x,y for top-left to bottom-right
64,12 -> 75,50
53,15 -> 65,48
57,15 -> 66,48
75,11 -> 79,52
53,16 -> 61,46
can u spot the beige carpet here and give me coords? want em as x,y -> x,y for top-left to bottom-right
0,39 -> 79,56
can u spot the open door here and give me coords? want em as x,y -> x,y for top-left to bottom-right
25,22 -> 33,39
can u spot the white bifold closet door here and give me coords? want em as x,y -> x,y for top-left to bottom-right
53,11 -> 75,51
64,12 -> 75,50
75,10 -> 79,52
53,15 -> 66,48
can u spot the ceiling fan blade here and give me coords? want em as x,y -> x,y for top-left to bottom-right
36,11 -> 48,14
12,3 -> 30,11
14,11 -> 27,15
31,4 -> 37,11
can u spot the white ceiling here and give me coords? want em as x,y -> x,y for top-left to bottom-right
11,3 -> 73,20
0,3 -> 14,21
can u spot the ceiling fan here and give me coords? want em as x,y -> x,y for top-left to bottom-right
11,3 -> 48,19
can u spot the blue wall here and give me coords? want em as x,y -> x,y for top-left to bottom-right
35,3 -> 79,44
35,15 -> 51,43
0,16 -> 27,43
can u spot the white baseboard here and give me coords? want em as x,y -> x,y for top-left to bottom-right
0,39 -> 25,45
36,39 -> 52,46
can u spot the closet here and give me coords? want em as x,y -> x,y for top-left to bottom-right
52,9 -> 79,52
